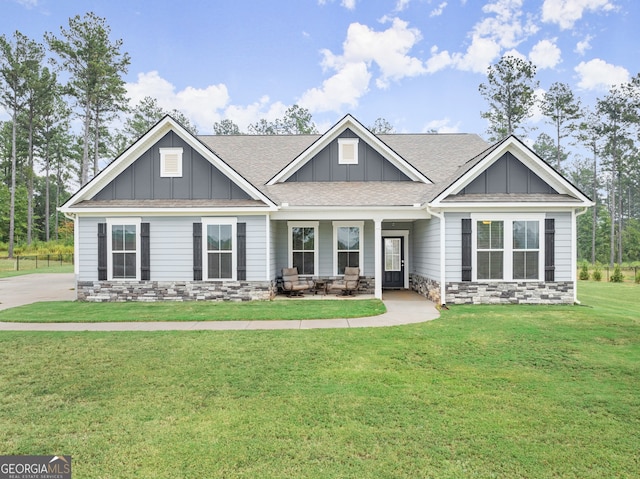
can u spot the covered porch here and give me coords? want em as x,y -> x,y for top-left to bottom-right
269,207 -> 434,300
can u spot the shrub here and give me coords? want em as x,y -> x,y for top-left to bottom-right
635,270 -> 640,284
592,266 -> 602,282
610,264 -> 624,283
579,263 -> 590,280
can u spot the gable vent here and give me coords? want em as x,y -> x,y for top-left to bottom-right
160,147 -> 183,177
338,138 -> 359,165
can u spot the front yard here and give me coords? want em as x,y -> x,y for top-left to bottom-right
0,281 -> 638,478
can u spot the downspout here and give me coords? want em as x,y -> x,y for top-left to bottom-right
426,206 -> 446,307
573,207 -> 590,304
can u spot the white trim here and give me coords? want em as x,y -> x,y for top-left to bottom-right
61,116 -> 276,211
332,221 -> 364,275
159,147 -> 183,177
430,136 -> 593,208
267,114 -> 431,185
338,138 -> 359,165
201,217 -> 237,281
287,221 -> 319,276
106,217 -> 142,281
470,213 -> 544,282
374,219 -> 382,299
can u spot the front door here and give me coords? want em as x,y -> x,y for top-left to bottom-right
382,237 -> 404,288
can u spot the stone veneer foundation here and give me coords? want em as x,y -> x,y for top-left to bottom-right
410,273 -> 574,305
77,280 -> 276,302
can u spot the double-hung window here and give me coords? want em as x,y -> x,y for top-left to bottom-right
203,218 -> 237,280
107,218 -> 141,280
288,221 -> 318,275
333,221 -> 363,275
472,214 -> 544,281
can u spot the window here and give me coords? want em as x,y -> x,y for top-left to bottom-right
160,147 -> 183,177
476,220 -> 504,280
472,214 -> 543,282
338,138 -> 359,165
107,218 -> 141,280
513,220 -> 539,280
288,221 -> 318,275
203,218 -> 237,280
333,221 -> 363,275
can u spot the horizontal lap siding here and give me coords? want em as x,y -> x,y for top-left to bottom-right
547,212 -> 572,281
78,217 -> 103,281
77,215 -> 268,283
148,217 -> 196,281
444,212 -> 468,282
244,215 -> 267,281
413,218 -> 440,280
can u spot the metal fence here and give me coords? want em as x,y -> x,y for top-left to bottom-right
0,254 -> 74,272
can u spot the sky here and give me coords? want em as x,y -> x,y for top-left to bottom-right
1,0 -> 639,142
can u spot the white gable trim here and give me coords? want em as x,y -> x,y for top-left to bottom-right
430,136 -> 593,208
266,114 -> 431,185
61,116 -> 276,212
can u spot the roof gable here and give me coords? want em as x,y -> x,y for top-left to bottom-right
267,114 -> 431,185
430,135 -> 593,207
61,116 -> 276,211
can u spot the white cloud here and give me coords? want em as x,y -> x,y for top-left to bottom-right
395,0 -> 411,12
300,18 -> 426,112
298,62 -> 371,112
430,2 -> 448,17
575,35 -> 592,55
530,88 -> 546,124
15,0 -> 38,8
541,0 -> 615,30
342,0 -> 356,9
223,96 -> 287,132
529,39 -> 561,69
126,71 -> 229,130
424,0 -> 537,74
574,59 -> 630,90
423,118 -> 460,133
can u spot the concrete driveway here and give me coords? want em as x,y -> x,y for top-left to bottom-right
0,273 -> 76,311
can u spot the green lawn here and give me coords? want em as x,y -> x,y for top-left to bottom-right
0,281 -> 638,478
0,298 -> 386,322
0,257 -> 74,278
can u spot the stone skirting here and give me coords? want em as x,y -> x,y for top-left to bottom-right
278,276 -> 375,295
409,273 -> 442,304
77,280 -> 276,302
409,273 -> 574,305
445,281 -> 574,305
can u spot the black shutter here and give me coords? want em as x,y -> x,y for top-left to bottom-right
193,222 -> 202,281
141,222 -> 150,281
237,222 -> 246,281
461,218 -> 472,282
545,218 -> 555,281
98,222 -> 107,280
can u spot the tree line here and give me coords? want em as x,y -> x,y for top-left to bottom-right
478,56 -> 640,267
1,13 -> 639,266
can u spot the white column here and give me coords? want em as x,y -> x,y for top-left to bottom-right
374,218 -> 383,299
439,212 -> 446,306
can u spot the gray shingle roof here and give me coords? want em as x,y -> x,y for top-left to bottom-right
198,133 -> 490,206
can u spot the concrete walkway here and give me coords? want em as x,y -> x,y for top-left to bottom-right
0,274 -> 440,331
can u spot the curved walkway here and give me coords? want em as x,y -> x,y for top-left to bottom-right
0,274 -> 439,331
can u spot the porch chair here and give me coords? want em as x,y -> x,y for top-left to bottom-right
281,267 -> 314,296
329,267 -> 361,296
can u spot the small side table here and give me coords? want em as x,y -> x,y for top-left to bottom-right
313,280 -> 327,295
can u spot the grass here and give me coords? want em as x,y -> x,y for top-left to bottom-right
0,298 -> 386,322
0,282 -> 638,478
0,257 -> 74,278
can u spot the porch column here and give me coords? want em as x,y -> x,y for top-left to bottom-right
374,218 -> 383,299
